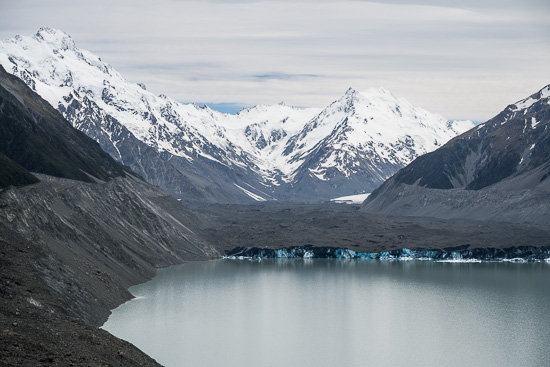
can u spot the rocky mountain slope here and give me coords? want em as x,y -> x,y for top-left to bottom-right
0,27 -> 473,202
0,65 -> 132,187
1,175 -> 217,325
0,153 -> 39,188
0,51 -> 547,365
0,230 -> 164,367
362,84 -> 550,224
0,57 -> 218,365
0,175 -> 217,366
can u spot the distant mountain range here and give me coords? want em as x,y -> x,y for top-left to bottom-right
0,27 -> 473,202
1,28 -> 549,367
362,84 -> 550,224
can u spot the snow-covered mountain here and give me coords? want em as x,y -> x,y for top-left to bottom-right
0,28 -> 474,202
362,84 -> 550,224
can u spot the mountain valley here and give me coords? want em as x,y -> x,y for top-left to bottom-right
0,27 -> 473,203
1,27 -> 549,367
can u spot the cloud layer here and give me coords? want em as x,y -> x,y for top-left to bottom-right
1,0 -> 549,120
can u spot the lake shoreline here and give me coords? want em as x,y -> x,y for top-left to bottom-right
3,201 -> 550,365
104,258 -> 550,367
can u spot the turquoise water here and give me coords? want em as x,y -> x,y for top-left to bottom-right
103,259 -> 550,367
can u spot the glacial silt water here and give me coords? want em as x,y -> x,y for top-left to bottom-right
103,259 -> 550,367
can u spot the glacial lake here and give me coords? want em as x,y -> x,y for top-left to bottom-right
103,259 -> 550,367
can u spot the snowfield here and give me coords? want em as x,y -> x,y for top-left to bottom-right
0,28 -> 475,202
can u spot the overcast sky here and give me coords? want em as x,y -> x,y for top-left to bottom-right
1,0 -> 549,121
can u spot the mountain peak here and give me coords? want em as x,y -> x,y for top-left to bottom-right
362,83 -> 550,224
340,87 -> 365,103
512,84 -> 550,112
342,87 -> 398,106
0,29 -> 475,202
34,27 -> 75,51
345,87 -> 358,96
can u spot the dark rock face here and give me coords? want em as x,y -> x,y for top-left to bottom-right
0,176 -> 217,325
0,60 -> 221,364
387,85 -> 550,191
0,175 -> 218,365
362,84 -> 550,225
0,59 -> 218,365
226,245 -> 550,262
0,153 -> 39,188
0,65 -> 132,186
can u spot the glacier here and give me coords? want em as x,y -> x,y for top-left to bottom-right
225,245 -> 550,262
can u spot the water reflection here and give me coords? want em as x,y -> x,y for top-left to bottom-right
104,260 -> 550,367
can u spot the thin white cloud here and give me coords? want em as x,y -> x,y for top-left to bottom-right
0,0 -> 549,120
